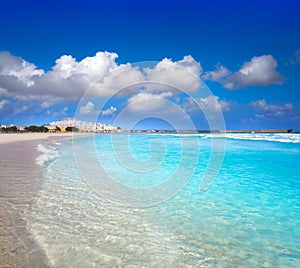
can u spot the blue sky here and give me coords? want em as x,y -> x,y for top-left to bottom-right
0,0 -> 300,130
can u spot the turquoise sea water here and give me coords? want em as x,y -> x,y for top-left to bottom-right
29,133 -> 300,267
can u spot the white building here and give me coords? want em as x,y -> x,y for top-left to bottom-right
48,118 -> 120,133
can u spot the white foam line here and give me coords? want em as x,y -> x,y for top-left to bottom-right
160,133 -> 300,143
36,144 -> 60,166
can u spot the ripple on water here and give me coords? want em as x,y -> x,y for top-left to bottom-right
28,135 -> 300,267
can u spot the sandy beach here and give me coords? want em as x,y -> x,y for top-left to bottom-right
0,132 -> 90,145
0,133 -> 91,267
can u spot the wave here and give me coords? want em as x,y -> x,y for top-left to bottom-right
163,133 -> 300,143
223,133 -> 300,143
36,144 -> 60,166
206,133 -> 300,143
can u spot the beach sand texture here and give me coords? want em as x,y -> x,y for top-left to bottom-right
0,133 -> 91,266
0,133 -> 93,266
0,138 -> 50,266
0,132 -> 80,144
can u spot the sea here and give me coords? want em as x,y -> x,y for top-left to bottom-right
27,133 -> 300,267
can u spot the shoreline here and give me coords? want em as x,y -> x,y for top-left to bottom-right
0,134 -> 91,266
0,132 -> 92,145
0,139 -> 50,266
129,129 -> 294,133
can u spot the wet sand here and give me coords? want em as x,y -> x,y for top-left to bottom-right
0,139 -> 50,267
0,133 -> 91,267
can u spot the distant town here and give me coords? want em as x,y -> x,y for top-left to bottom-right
0,118 -> 294,134
0,118 -> 121,133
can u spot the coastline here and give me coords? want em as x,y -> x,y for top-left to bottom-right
0,133 -> 91,266
0,132 -> 91,145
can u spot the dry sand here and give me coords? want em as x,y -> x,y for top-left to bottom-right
0,132 -> 90,145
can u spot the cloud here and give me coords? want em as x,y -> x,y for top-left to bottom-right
0,99 -> 9,109
204,55 -> 284,90
197,96 -> 230,112
123,93 -> 229,126
41,101 -> 54,109
0,52 -> 286,111
127,92 -> 173,113
250,99 -> 294,117
202,64 -> 231,82
34,51 -> 123,102
79,101 -> 98,115
144,55 -> 203,92
52,52 -> 118,81
224,55 -> 284,89
13,104 -> 30,115
1,50 -> 291,128
184,95 -> 231,114
0,51 -> 44,87
0,51 -> 204,107
0,51 -> 123,103
288,49 -> 300,65
0,51 -> 210,123
101,106 -> 117,116
115,91 -> 199,130
218,99 -> 231,112
46,107 -> 68,117
89,63 -> 144,97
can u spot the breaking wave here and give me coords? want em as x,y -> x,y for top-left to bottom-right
36,144 -> 60,166
218,133 -> 300,143
165,133 -> 300,143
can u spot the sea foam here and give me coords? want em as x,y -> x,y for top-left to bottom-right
222,133 -> 300,143
29,134 -> 300,267
36,144 -> 59,166
163,133 -> 300,143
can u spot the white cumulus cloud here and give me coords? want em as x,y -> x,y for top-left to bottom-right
127,92 -> 173,113
184,95 -> 231,114
202,64 -> 231,82
0,51 -> 211,121
204,55 -> 284,90
52,52 -> 118,81
0,51 -> 44,87
79,101 -> 98,115
144,55 -> 203,92
90,63 -> 144,97
250,99 -> 294,117
0,52 -> 205,108
224,55 -> 284,89
0,51 -> 124,103
101,106 -> 117,116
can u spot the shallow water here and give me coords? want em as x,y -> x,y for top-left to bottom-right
28,133 -> 300,267
0,140 -> 51,267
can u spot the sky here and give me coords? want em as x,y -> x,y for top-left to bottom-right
0,0 -> 300,130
